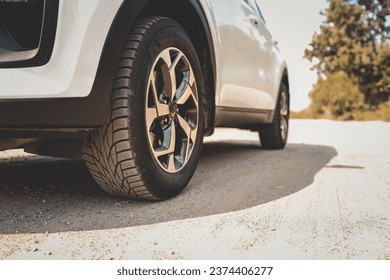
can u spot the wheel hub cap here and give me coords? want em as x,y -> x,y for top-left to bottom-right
168,101 -> 178,119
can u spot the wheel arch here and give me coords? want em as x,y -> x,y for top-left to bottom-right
93,0 -> 216,135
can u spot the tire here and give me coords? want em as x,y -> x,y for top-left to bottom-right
84,17 -> 205,200
259,83 -> 289,150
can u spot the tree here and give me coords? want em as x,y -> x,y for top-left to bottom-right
309,71 -> 365,120
305,0 -> 390,111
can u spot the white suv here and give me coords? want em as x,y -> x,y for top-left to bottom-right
0,0 -> 289,200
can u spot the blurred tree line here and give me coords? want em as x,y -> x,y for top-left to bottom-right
294,0 -> 390,121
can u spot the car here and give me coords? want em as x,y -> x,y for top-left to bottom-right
0,0 -> 289,200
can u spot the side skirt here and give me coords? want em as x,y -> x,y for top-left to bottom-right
214,106 -> 274,129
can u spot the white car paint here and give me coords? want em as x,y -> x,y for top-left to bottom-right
0,0 -> 286,112
201,0 -> 287,110
0,0 -> 123,99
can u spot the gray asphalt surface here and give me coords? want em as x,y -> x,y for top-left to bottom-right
0,120 -> 389,259
0,140 -> 336,235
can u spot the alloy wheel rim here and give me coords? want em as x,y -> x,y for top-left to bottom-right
145,48 -> 199,174
280,90 -> 289,142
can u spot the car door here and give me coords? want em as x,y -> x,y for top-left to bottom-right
203,0 -> 277,111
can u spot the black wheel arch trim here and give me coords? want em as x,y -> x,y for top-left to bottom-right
189,0 -> 217,136
0,0 -> 216,130
188,0 -> 216,80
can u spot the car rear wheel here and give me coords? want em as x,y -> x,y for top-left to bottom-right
259,83 -> 289,150
84,17 -> 204,200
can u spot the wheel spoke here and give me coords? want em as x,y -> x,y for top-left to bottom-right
177,115 -> 197,161
178,115 -> 196,143
281,108 -> 288,117
160,50 -> 174,101
150,75 -> 170,117
280,117 -> 286,131
154,122 -> 176,157
280,116 -> 288,140
171,52 -> 183,72
177,81 -> 197,106
146,107 -> 158,130
280,92 -> 288,117
167,154 -> 176,173
157,103 -> 170,117
160,49 -> 172,68
160,50 -> 183,101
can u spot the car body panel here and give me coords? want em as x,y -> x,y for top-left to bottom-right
0,0 -> 123,99
0,0 -> 287,128
200,0 -> 287,111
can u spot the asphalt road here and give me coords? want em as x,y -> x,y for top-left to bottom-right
0,120 -> 389,259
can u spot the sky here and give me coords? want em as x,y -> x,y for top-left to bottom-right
259,0 -> 328,111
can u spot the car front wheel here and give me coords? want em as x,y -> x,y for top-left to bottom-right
84,17 -> 205,200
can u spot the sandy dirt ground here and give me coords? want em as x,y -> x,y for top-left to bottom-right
0,120 -> 389,259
